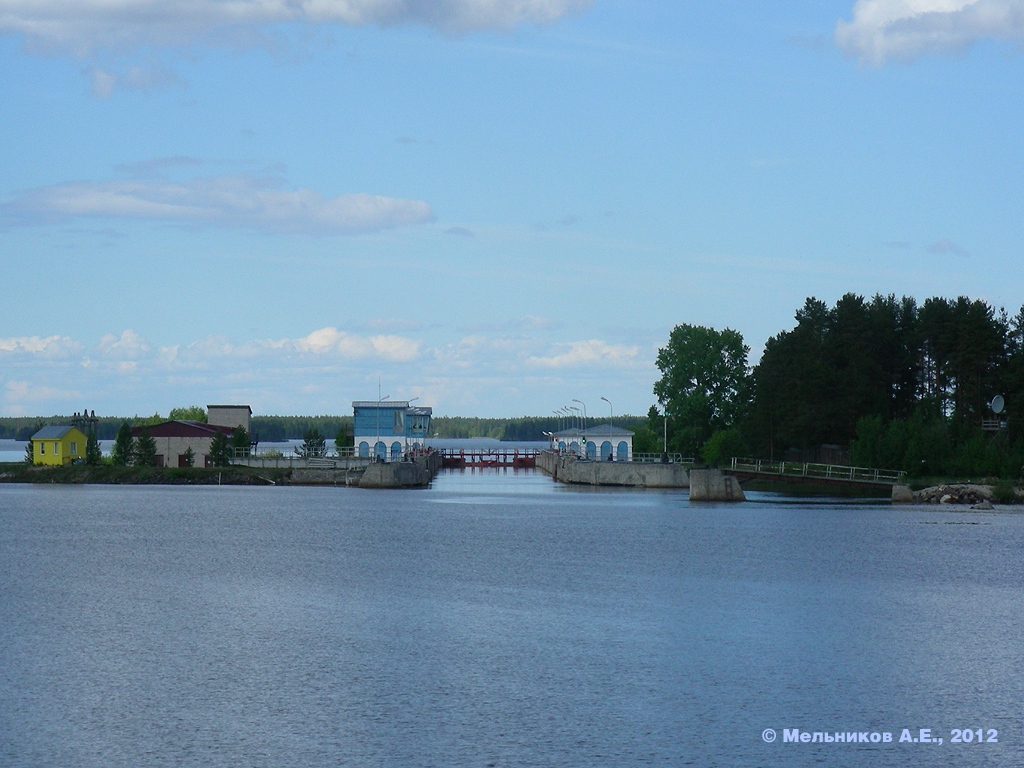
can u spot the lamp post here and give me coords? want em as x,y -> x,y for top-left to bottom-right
572,398 -> 587,429
406,397 -> 419,455
376,393 -> 390,461
600,396 -> 613,461
572,399 -> 588,457
600,396 -> 613,427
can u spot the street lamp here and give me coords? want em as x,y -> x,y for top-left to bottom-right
572,398 -> 587,428
376,393 -> 390,461
600,396 -> 613,427
406,397 -> 420,454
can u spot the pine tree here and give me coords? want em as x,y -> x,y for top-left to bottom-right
111,421 -> 134,466
296,428 -> 326,458
209,430 -> 232,467
86,433 -> 102,465
134,430 -> 157,467
230,426 -> 250,457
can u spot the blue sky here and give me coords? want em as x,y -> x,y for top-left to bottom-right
2,0 -> 1023,418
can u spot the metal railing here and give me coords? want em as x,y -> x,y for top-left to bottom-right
728,457 -> 907,484
631,453 -> 694,465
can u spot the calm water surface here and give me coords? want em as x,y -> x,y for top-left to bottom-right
1,469 -> 1022,767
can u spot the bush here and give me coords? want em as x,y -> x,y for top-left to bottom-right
992,481 -> 1018,504
701,427 -> 747,467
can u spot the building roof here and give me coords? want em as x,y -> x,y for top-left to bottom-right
31,425 -> 80,440
353,400 -> 411,409
553,424 -> 634,438
207,404 -> 252,413
131,420 -> 235,438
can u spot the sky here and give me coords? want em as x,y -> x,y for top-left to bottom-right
2,0 -> 1023,418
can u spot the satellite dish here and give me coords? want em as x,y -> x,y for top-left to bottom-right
991,395 -> 1005,415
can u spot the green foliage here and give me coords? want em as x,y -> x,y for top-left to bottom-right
111,421 -> 134,466
231,426 -> 250,451
701,427 -> 747,467
24,439 -> 35,464
86,433 -> 102,465
209,430 -> 232,467
134,430 -> 158,467
335,425 -> 351,451
250,415 -> 351,442
132,412 -> 164,428
297,428 -> 327,458
169,406 -> 207,422
182,447 -> 195,467
992,480 -> 1018,504
653,324 -> 750,456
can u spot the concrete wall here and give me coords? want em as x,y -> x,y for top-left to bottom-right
359,452 -> 441,488
152,435 -> 213,468
208,405 -> 251,433
538,451 -> 689,488
233,455 -> 372,469
291,468 -> 365,486
688,469 -> 745,501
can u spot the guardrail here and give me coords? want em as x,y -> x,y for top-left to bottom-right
728,457 -> 907,485
631,453 -> 693,465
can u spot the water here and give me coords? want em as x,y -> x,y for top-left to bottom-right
1,470 -> 1021,767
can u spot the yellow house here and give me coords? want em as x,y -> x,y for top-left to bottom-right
31,426 -> 88,466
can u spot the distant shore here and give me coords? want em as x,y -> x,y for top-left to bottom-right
0,463 -> 289,486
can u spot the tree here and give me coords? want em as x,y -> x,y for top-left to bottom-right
111,421 -> 134,466
24,439 -> 34,464
169,405 -> 207,422
335,425 -> 351,454
134,429 -> 157,467
209,430 -> 232,467
296,428 -> 327,458
653,324 -> 750,456
132,412 -> 164,428
181,447 -> 195,467
231,426 -> 250,457
86,433 -> 102,465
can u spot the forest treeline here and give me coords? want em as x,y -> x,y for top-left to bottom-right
642,293 -> 1024,478
1,413 -> 644,443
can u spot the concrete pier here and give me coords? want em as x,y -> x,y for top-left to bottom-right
537,451 -> 690,488
688,468 -> 745,501
359,452 -> 442,489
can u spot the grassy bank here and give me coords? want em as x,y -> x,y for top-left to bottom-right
0,463 -> 291,485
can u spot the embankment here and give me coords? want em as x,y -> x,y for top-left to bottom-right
537,451 -> 690,488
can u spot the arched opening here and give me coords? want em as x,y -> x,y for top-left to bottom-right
600,441 -> 612,460
569,441 -> 580,455
358,441 -> 369,457
558,441 -> 566,452
617,441 -> 629,461
586,441 -> 597,459
391,441 -> 402,460
374,441 -> 387,460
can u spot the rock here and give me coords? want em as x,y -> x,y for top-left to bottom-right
891,484 -> 914,503
940,494 -> 953,504
971,501 -> 994,510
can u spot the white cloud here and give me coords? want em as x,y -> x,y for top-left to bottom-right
89,65 -> 184,98
5,173 -> 434,234
98,329 -> 150,359
836,0 -> 1024,63
0,0 -> 592,52
0,334 -> 82,357
293,327 -> 421,361
4,380 -> 80,403
927,238 -> 970,256
527,339 -> 640,368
